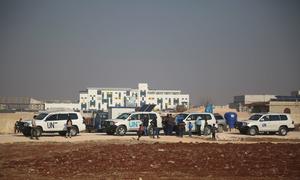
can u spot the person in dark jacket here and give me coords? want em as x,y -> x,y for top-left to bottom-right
137,124 -> 144,141
142,115 -> 149,136
150,116 -> 160,138
212,124 -> 216,140
66,116 -> 73,138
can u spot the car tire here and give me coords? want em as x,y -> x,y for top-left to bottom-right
278,126 -> 288,136
218,125 -> 224,133
22,127 -> 31,137
248,126 -> 257,136
116,126 -> 126,136
35,127 -> 43,137
205,126 -> 212,135
70,126 -> 79,136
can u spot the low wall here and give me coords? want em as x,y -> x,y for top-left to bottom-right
0,112 -> 34,134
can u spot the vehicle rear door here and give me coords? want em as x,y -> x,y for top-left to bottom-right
258,115 -> 271,132
58,113 -> 69,131
185,114 -> 198,132
269,115 -> 281,131
45,114 -> 59,131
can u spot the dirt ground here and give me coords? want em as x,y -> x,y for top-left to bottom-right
0,134 -> 300,179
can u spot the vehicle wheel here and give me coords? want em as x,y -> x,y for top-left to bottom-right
116,126 -> 126,136
278,126 -> 288,136
148,126 -> 154,137
22,128 -> 31,137
218,125 -> 224,133
248,127 -> 257,136
35,127 -> 42,137
70,126 -> 79,136
205,126 -> 212,135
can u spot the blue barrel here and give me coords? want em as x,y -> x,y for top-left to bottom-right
224,112 -> 237,128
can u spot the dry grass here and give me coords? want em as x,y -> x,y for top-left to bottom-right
0,112 -> 34,134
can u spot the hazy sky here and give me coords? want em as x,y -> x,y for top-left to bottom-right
1,0 -> 299,105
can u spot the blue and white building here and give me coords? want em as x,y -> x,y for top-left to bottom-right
79,83 -> 189,111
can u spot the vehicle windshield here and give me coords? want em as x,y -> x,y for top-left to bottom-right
175,114 -> 189,120
116,113 -> 131,120
214,115 -> 223,120
35,113 -> 48,120
249,114 -> 263,121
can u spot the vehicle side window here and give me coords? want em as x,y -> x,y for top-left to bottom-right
46,114 -> 58,121
193,115 -> 201,120
130,114 -> 140,120
58,114 -> 68,120
270,115 -> 280,121
199,114 -> 212,120
261,116 -> 270,121
142,114 -> 149,120
69,113 -> 78,120
280,115 -> 288,121
149,114 -> 157,120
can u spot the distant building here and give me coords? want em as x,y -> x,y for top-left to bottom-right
231,95 -> 276,113
44,100 -> 80,111
79,83 -> 189,111
231,91 -> 300,114
0,97 -> 44,111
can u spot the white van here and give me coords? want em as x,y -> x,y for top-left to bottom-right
20,111 -> 86,137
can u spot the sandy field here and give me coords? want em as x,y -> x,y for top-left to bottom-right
1,130 -> 300,179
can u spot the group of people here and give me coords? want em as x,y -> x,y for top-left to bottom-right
162,114 -> 217,140
137,115 -> 160,140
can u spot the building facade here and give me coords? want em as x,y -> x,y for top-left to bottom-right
79,83 -> 189,111
0,97 -> 44,111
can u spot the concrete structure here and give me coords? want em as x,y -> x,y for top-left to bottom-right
0,97 -> 44,111
231,95 -> 276,112
44,100 -> 80,111
79,83 -> 189,111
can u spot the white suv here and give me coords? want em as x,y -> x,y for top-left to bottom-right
20,111 -> 86,137
237,113 -> 295,136
103,111 -> 162,136
175,113 -> 217,135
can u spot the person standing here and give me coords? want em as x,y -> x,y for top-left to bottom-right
188,121 -> 193,137
15,118 -> 22,134
212,124 -> 216,140
137,124 -> 144,141
143,115 -> 149,136
195,116 -> 202,136
150,116 -> 160,138
31,116 -> 39,140
66,116 -> 73,138
204,116 -> 208,135
177,115 -> 185,138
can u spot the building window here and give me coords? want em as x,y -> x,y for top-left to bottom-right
97,90 -> 101,95
140,90 -> 146,97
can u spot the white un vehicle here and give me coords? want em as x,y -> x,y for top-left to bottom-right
103,105 -> 162,136
237,113 -> 295,136
20,111 -> 86,137
175,112 -> 217,135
